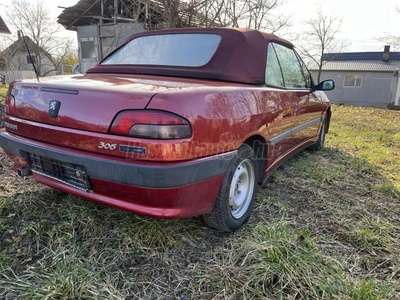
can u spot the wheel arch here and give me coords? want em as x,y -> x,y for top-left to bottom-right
243,135 -> 267,184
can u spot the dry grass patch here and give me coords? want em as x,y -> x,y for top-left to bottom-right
0,105 -> 399,299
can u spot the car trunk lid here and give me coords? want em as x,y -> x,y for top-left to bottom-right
10,74 -> 180,133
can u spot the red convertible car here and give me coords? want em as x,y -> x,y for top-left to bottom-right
0,28 -> 333,231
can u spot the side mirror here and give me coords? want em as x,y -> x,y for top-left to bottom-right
315,79 -> 335,91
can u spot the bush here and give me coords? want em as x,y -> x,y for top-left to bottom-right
0,86 -> 6,128
0,86 -> 8,100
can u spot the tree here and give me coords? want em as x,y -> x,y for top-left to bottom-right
182,0 -> 226,28
377,5 -> 400,48
4,0 -> 74,77
296,9 -> 348,83
63,53 -> 79,75
219,0 -> 289,33
156,0 -> 289,33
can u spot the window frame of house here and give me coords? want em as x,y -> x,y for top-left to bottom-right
27,55 -> 36,64
343,74 -> 363,88
81,41 -> 97,59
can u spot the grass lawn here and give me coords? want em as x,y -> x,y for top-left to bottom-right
0,105 -> 399,299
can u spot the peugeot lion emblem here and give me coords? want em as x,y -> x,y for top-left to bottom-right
48,100 -> 61,118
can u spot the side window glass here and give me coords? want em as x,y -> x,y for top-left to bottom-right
273,43 -> 307,89
265,43 -> 284,87
295,51 -> 313,88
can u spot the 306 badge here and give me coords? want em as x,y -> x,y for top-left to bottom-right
98,142 -> 117,150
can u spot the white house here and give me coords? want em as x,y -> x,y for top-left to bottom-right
310,46 -> 400,109
0,31 -> 58,83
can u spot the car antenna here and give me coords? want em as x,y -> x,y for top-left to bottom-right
20,30 -> 40,82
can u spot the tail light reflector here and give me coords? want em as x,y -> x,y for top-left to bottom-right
4,85 -> 16,115
109,110 -> 192,139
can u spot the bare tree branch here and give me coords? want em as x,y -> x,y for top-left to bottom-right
4,0 -> 75,77
376,34 -> 400,50
162,0 -> 290,33
296,9 -> 349,82
376,6 -> 400,49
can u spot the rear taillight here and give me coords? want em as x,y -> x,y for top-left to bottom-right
4,85 -> 15,115
109,110 -> 192,139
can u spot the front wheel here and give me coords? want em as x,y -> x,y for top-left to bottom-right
203,144 -> 259,232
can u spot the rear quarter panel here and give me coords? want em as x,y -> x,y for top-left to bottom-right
147,86 -> 293,157
147,84 -> 329,175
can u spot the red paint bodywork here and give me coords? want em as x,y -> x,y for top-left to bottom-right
35,174 -> 224,218
0,28 -> 331,219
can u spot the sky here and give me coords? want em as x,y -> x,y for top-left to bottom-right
1,0 -> 400,52
278,0 -> 400,51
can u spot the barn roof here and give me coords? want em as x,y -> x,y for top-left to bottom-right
57,0 -> 216,30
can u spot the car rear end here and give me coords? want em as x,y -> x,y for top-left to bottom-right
0,75 -> 234,218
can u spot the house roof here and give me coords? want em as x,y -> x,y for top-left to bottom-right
58,0 -> 216,30
87,27 -> 292,85
0,36 -> 54,62
309,51 -> 400,72
312,60 -> 400,72
0,15 -> 11,34
323,52 -> 400,61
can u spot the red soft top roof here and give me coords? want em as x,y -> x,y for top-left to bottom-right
87,27 -> 293,85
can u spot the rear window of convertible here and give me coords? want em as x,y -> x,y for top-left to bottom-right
101,33 -> 222,67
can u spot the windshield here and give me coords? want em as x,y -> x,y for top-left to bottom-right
101,33 -> 222,67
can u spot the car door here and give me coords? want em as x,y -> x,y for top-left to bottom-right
294,51 -> 327,142
264,43 -> 296,160
271,43 -> 322,146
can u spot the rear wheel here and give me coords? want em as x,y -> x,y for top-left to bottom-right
203,144 -> 259,231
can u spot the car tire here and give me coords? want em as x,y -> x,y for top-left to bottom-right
203,144 -> 259,232
308,116 -> 327,151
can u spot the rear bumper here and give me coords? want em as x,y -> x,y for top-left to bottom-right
0,130 -> 235,218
